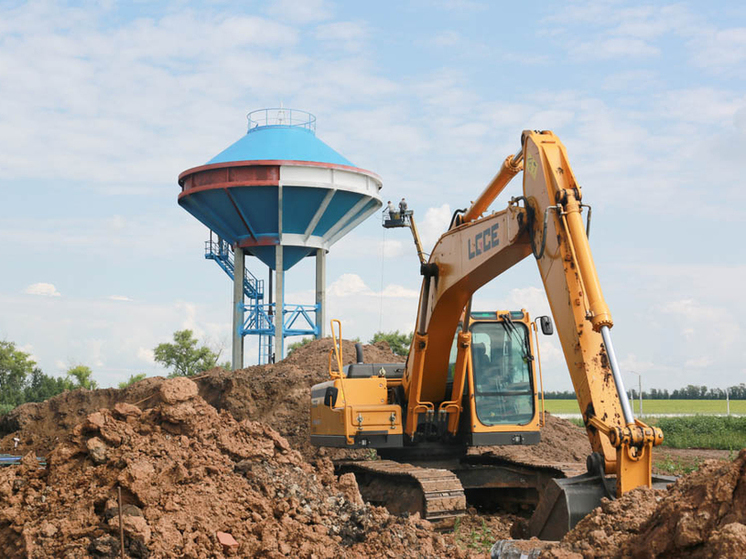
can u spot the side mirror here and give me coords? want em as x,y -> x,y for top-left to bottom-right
324,386 -> 339,408
539,316 -> 554,336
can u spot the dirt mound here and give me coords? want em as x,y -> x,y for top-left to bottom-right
0,339 -> 403,459
0,378 -> 166,455
471,413 -> 591,466
196,338 -> 403,459
283,337 -> 402,372
541,451 -> 746,558
0,378 -> 468,558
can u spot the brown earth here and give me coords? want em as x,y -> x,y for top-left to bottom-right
0,377 -> 469,558
1,338 -> 590,468
472,413 -> 592,466
653,447 -> 732,476
4,338 -> 740,558
0,339 -> 401,459
541,451 -> 746,558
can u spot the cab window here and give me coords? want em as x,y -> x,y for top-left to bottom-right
470,321 -> 534,426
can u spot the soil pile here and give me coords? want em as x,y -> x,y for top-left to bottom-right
0,339 -> 403,459
541,451 -> 746,558
0,378 -> 166,455
195,338 -> 403,459
473,413 -> 591,466
0,378 -> 467,558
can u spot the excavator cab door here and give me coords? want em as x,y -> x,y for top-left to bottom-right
469,320 -> 537,429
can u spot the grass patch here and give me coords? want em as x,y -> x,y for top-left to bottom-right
558,412 -> 746,451
651,416 -> 746,450
543,399 -> 746,415
654,455 -> 704,476
453,518 -> 494,553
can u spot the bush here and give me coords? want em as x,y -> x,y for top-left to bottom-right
369,331 -> 413,356
651,416 -> 746,450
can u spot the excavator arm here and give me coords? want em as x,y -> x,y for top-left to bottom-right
403,130 -> 662,499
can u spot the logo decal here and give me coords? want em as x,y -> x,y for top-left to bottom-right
526,153 -> 538,180
468,223 -> 499,260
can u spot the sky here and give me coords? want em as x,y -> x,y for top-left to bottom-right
0,0 -> 744,392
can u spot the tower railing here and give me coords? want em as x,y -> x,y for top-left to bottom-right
242,303 -> 319,337
247,108 -> 316,133
204,240 -> 263,299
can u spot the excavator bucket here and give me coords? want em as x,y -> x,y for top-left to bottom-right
527,473 -> 609,540
527,472 -> 676,540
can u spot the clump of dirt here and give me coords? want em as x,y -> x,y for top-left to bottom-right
473,413 -> 591,466
0,339 -> 403,459
0,378 -> 468,558
541,451 -> 746,558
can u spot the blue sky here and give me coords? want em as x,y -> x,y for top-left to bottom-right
1,0 -> 744,392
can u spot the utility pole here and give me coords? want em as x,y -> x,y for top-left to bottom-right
630,371 -> 642,417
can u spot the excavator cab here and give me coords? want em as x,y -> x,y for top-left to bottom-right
443,310 -> 546,444
469,316 -> 536,427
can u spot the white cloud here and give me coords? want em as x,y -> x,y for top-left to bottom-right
313,21 -> 369,52
602,70 -> 660,92
658,298 -> 739,353
380,238 -> 407,258
690,27 -> 746,75
380,284 -> 420,299
0,292 -> 231,386
418,204 -> 452,253
655,88 -> 746,126
23,283 -> 61,297
432,30 -> 461,47
176,301 -> 203,338
108,295 -> 133,302
18,343 -> 36,361
264,0 -> 333,24
137,347 -> 155,364
571,37 -> 660,60
328,274 -> 374,297
685,356 -> 712,369
427,0 -> 488,12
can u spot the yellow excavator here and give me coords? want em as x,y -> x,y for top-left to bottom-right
310,130 -> 670,538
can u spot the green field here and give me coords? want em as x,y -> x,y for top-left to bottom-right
544,399 -> 746,450
543,399 -> 746,416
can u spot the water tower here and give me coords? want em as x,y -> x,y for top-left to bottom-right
178,108 -> 382,367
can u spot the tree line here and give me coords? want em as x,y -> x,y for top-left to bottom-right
0,330 -> 228,414
544,384 -> 746,400
0,340 -> 99,410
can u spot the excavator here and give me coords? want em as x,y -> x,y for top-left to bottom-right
310,130 -> 670,538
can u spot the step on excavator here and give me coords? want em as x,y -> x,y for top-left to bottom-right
310,130 -> 672,538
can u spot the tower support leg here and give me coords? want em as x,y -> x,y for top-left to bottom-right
232,246 -> 245,370
315,248 -> 326,338
275,245 -> 284,360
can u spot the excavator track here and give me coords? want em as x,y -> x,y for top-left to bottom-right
336,460 -> 467,530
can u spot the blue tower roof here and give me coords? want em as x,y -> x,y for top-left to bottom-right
179,108 -> 382,272
207,110 -> 354,166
